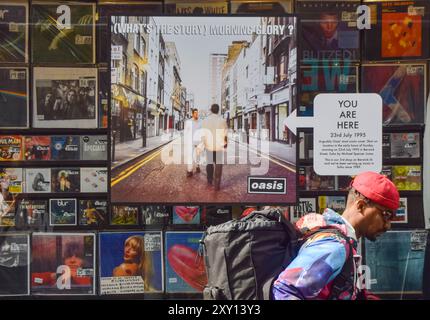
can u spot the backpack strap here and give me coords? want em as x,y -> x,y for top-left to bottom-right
301,228 -> 356,300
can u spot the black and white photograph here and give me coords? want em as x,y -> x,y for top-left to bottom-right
141,205 -> 171,225
33,68 -> 98,128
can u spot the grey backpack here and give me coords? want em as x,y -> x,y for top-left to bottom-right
200,208 -> 300,300
200,208 -> 355,300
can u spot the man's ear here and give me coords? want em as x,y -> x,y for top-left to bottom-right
356,199 -> 367,215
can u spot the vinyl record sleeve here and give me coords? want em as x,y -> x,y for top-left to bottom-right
51,136 -> 80,160
110,15 -> 298,205
364,230 -> 427,295
230,0 -> 293,14
318,195 -> 346,214
51,168 -> 80,193
165,231 -> 207,293
299,63 -> 358,116
361,63 -> 426,126
290,197 -> 316,223
0,68 -> 28,129
0,3 -> 28,63
80,167 -> 108,193
390,132 -> 420,158
202,205 -> 232,226
49,198 -> 77,226
24,168 -> 51,193
0,135 -> 23,161
110,205 -> 139,226
141,205 -> 171,225
33,68 -> 98,129
23,136 -> 51,161
79,199 -> 108,227
296,0 -> 361,62
30,232 -> 95,295
172,206 -> 201,225
80,135 -> 108,161
164,0 -> 228,15
363,0 -> 430,60
99,231 -> 163,295
16,199 -> 47,228
0,233 -> 30,296
31,3 -> 95,64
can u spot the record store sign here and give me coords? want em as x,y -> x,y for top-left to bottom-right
284,93 -> 382,176
313,93 -> 382,175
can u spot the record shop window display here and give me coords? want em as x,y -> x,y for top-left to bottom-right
0,0 -> 428,301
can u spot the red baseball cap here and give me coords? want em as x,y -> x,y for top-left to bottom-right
351,171 -> 400,211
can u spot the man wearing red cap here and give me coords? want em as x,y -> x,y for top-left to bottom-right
272,171 -> 400,300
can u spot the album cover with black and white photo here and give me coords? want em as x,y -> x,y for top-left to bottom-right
0,233 -> 29,296
0,68 -> 28,129
25,168 -> 51,193
141,205 -> 171,226
390,132 -> 420,159
0,3 -> 28,63
33,68 -> 98,129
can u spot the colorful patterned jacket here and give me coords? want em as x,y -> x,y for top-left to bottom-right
272,209 -> 360,300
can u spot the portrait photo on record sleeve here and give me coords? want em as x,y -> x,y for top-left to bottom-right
31,233 -> 95,295
99,232 -> 163,295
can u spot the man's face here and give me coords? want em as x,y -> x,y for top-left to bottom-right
361,202 -> 392,242
319,13 -> 339,39
67,91 -> 76,103
192,110 -> 199,120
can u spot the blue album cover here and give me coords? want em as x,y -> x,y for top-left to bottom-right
51,136 -> 80,160
49,199 -> 77,226
165,232 -> 206,293
99,232 -> 163,295
365,231 -> 427,295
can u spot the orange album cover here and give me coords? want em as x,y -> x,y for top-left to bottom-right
381,12 -> 422,58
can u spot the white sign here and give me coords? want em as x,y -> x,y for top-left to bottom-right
111,45 -> 123,60
284,93 -> 382,176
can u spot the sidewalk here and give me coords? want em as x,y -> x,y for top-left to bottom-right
112,133 -> 178,169
230,133 -> 296,166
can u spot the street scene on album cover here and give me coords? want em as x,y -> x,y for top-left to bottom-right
110,16 -> 298,204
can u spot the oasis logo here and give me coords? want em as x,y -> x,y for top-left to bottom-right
248,177 -> 286,194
